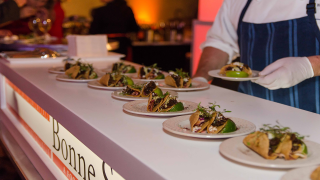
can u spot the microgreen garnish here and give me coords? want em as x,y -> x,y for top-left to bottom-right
260,121 -> 307,140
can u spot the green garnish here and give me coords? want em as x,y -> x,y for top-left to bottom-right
260,121 -> 307,140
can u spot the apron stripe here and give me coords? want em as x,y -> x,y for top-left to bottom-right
247,25 -> 252,95
293,20 -> 300,108
316,38 -> 320,113
249,24 -> 255,96
265,24 -> 272,100
269,23 -> 275,101
288,20 -> 295,107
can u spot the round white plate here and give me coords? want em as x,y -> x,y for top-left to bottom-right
157,80 -> 210,91
123,100 -> 198,117
48,66 -> 65,74
112,90 -> 178,101
220,136 -> 320,169
87,80 -> 125,90
163,116 -> 256,139
56,74 -> 99,83
281,166 -> 319,180
208,69 -> 260,81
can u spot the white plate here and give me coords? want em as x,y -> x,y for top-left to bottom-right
48,66 -> 65,74
123,100 -> 198,117
157,80 -> 210,91
208,69 -> 260,81
163,116 -> 256,139
281,166 -> 319,180
87,80 -> 126,90
56,74 -> 99,83
112,90 -> 178,101
219,136 -> 320,169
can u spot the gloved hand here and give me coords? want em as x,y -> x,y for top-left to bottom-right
192,77 -> 208,83
252,57 -> 314,90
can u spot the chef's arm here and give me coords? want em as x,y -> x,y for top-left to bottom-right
308,55 -> 320,76
193,47 -> 229,81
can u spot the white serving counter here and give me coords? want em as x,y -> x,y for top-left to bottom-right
0,60 -> 320,180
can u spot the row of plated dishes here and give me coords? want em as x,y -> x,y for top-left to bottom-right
49,60 -> 320,180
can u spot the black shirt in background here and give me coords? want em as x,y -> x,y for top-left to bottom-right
89,0 -> 139,34
0,0 -> 20,25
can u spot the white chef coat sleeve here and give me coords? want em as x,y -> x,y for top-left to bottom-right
200,0 -> 240,64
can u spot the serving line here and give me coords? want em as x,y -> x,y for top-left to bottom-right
0,60 -> 319,180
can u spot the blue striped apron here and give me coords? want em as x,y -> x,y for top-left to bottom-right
237,0 -> 320,114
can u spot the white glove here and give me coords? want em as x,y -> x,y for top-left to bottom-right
252,57 -> 314,90
192,77 -> 208,83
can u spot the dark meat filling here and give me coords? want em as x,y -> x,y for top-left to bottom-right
171,75 -> 181,87
226,66 -> 243,71
65,63 -> 72,70
212,116 -> 228,127
139,67 -> 146,78
143,81 -> 157,95
148,69 -> 157,79
268,137 -> 281,155
116,77 -> 125,87
122,87 -> 139,95
160,99 -> 177,109
108,76 -> 117,85
291,134 -> 302,151
112,64 -> 118,72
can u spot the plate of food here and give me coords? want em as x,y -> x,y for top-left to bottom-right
219,123 -> 320,169
123,92 -> 198,117
56,62 -> 100,83
48,58 -> 76,74
48,66 -> 65,74
281,166 -> 320,180
208,62 -> 260,81
112,81 -> 178,100
131,63 -> 166,81
88,73 -> 135,90
163,103 -> 255,138
106,62 -> 137,74
157,69 -> 210,91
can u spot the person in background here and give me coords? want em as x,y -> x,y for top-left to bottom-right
193,0 -> 320,114
48,0 -> 64,38
0,0 -> 36,24
0,0 -> 64,38
89,0 -> 139,59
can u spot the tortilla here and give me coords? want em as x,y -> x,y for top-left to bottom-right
65,65 -> 80,79
165,75 -> 181,88
243,132 -> 278,160
125,85 -> 142,97
220,63 -> 252,76
158,94 -> 178,112
311,166 -> 320,180
99,74 -> 122,87
141,81 -> 157,97
184,79 -> 192,88
147,93 -> 165,112
189,111 -> 216,133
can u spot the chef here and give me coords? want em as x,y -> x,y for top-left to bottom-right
193,0 -> 320,114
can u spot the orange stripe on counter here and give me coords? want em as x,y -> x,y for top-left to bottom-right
5,78 -> 50,121
7,103 -> 51,158
53,153 -> 78,180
